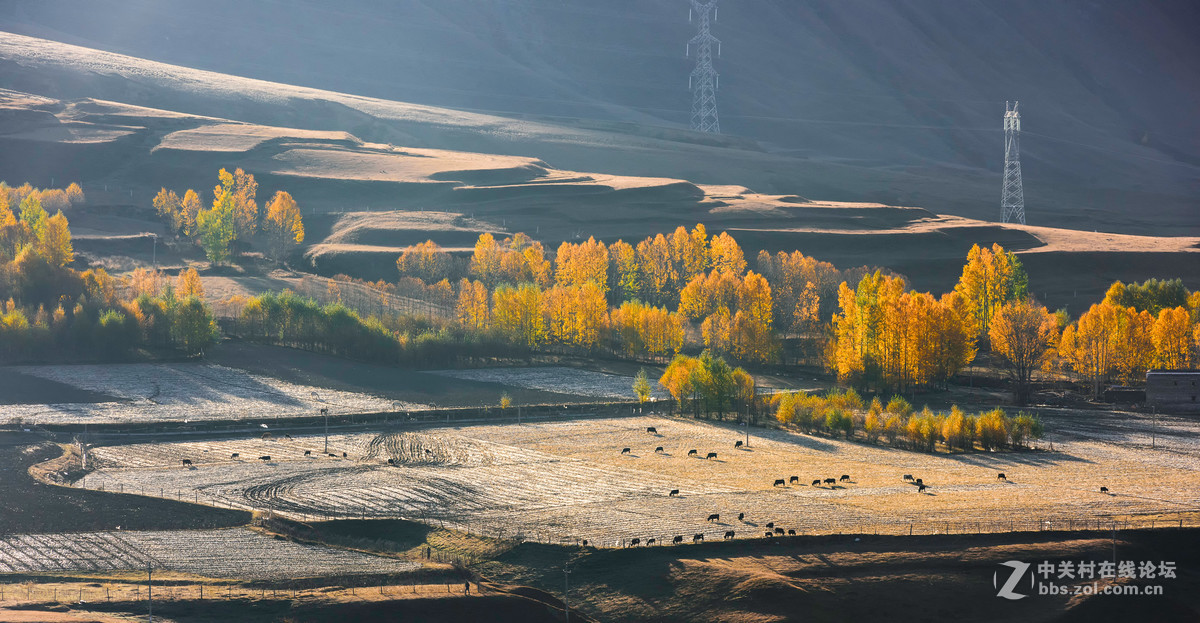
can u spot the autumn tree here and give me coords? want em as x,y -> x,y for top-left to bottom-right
1059,302 -> 1119,397
456,279 -> 490,331
670,224 -> 709,285
180,189 -> 203,237
1152,307 -> 1194,369
197,187 -> 236,265
42,211 -> 74,267
989,299 -> 1057,405
19,195 -> 48,244
555,237 -> 609,292
176,267 -> 204,299
1104,278 -> 1189,316
709,231 -> 746,276
635,233 -> 676,306
607,239 -> 639,303
633,368 -> 652,403
492,282 -> 544,347
953,243 -> 1028,344
216,167 -> 258,241
65,183 -> 84,206
263,190 -> 304,263
153,188 -> 183,233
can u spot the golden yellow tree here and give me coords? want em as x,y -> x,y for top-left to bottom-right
492,283 -> 544,347
469,233 -> 502,286
669,224 -> 709,285
1060,302 -> 1119,397
180,189 -> 203,237
555,237 -> 609,291
1112,307 -> 1154,384
635,233 -> 676,306
989,299 -> 1057,405
0,190 -> 13,228
607,239 -> 639,303
397,240 -> 451,283
216,167 -> 258,240
42,211 -> 74,267
263,190 -> 304,263
709,231 -> 747,276
456,279 -> 490,331
65,182 -> 84,206
176,267 -> 204,299
1151,306 -> 1193,369
153,188 -> 183,233
953,243 -> 1028,343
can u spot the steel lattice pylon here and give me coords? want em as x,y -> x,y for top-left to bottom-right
687,1 -> 721,133
1001,101 -> 1025,225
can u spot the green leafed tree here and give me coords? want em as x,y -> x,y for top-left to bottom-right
197,189 -> 236,265
633,368 -> 652,403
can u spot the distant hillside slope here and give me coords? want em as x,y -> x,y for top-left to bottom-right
3,1 -> 1198,234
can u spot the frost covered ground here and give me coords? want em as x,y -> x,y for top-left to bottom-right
428,366 -> 669,401
6,363 -> 419,425
0,528 -> 418,578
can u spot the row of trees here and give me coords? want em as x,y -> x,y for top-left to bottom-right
154,169 -> 304,264
0,181 -> 84,215
773,391 -> 1043,452
658,352 -> 756,418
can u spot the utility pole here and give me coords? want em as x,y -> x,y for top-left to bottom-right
322,408 -> 329,454
687,1 -> 721,133
1001,101 -> 1026,225
147,562 -> 152,622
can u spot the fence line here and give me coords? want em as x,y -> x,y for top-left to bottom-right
294,275 -> 452,320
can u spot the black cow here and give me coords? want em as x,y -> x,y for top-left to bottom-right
231,453 -> 239,459
181,459 -> 192,466
903,474 -> 914,481
788,529 -> 796,535
765,531 -> 774,538
647,427 -> 658,434
655,446 -> 664,453
998,473 -> 1006,481
673,535 -> 684,544
823,478 -> 836,485
304,450 -> 312,456
1100,486 -> 1109,493
693,533 -> 704,542
705,452 -> 717,460
734,440 -> 743,448
915,478 -> 923,485
284,434 -> 292,440
328,453 -> 338,458
773,479 -> 786,487
387,458 -> 395,465
789,476 -> 799,484
687,449 -> 698,457
918,484 -> 927,493
774,527 -> 785,535
812,479 -> 821,486
707,513 -> 720,522
724,531 -> 735,540
669,489 -> 680,497
839,474 -> 850,482
342,452 -> 347,458
630,538 -> 641,547
259,455 -> 271,461
765,522 -> 774,529
582,540 -> 589,547
621,447 -> 631,455
737,512 -> 744,521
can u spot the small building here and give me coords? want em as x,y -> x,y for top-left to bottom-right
1103,386 -> 1145,404
1145,370 -> 1200,412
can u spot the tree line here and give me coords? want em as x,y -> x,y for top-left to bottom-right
154,168 -> 304,264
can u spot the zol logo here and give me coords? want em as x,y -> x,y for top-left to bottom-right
994,560 -> 1032,600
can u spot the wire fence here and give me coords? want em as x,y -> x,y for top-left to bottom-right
293,275 -> 453,320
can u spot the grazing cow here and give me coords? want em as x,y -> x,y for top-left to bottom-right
259,455 -> 271,461
673,535 -> 684,544
724,531 -> 735,540
304,450 -> 312,456
787,529 -> 796,535
918,484 -> 927,493
582,540 -> 589,547
789,476 -> 799,484
903,474 -> 914,481
774,527 -> 785,535
655,446 -> 664,453
707,513 -> 720,522
737,512 -> 744,521
1100,486 -> 1109,493
231,453 -> 239,459
915,478 -> 923,485
647,427 -> 658,434
705,452 -> 717,460
824,478 -> 836,485
669,489 -> 680,497
647,538 -> 656,545
387,458 -> 395,465
766,522 -> 774,529
328,453 -> 337,458
621,447 -> 631,455
630,538 -> 641,547
693,533 -> 704,543
284,434 -> 292,440
181,459 -> 192,466
840,474 -> 850,482
688,449 -> 698,457
812,479 -> 821,486
734,440 -> 743,448
342,452 -> 347,458
773,479 -> 786,487
998,473 -> 1007,481
765,532 -> 774,538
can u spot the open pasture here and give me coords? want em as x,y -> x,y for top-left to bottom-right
0,528 -> 418,579
74,414 -> 1200,546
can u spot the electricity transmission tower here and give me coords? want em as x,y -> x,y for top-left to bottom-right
1000,101 -> 1025,224
687,1 -> 721,133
